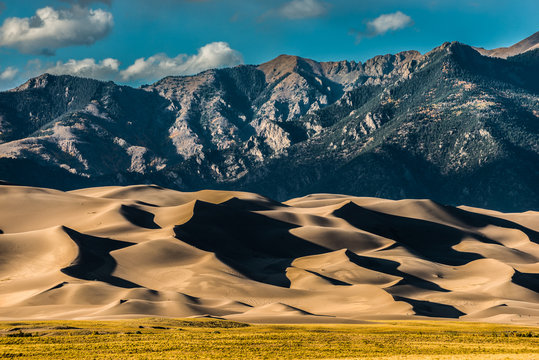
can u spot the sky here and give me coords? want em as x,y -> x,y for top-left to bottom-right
0,0 -> 537,90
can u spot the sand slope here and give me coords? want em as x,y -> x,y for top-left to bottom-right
0,185 -> 538,324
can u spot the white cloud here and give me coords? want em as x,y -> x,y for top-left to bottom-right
353,11 -> 413,43
0,66 -> 18,80
43,58 -> 120,80
120,42 -> 243,82
0,5 -> 113,55
367,11 -> 412,35
278,0 -> 328,20
1,41 -> 244,90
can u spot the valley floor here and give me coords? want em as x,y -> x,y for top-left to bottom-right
1,318 -> 538,359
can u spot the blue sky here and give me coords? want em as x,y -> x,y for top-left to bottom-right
0,0 -> 537,89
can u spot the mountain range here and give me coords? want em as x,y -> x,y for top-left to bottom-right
1,31 -> 538,211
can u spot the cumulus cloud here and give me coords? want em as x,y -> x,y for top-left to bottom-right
367,11 -> 413,35
120,42 -> 243,82
0,5 -> 113,55
278,0 -> 328,19
43,58 -> 120,80
0,66 -> 18,81
4,41 -> 243,89
352,11 -> 413,43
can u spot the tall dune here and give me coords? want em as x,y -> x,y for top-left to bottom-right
0,185 -> 538,324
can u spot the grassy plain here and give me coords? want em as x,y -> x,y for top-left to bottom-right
0,318 -> 538,359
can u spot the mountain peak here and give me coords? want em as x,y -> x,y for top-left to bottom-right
260,54 -> 303,67
427,41 -> 465,53
11,73 -> 54,92
9,73 -> 112,93
474,31 -> 539,59
257,54 -> 321,82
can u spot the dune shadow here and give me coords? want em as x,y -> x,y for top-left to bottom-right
332,202 -> 489,265
300,268 -> 351,286
220,196 -> 287,211
512,271 -> 539,293
442,206 -> 539,244
120,204 -> 160,229
173,199 -> 476,290
344,250 -> 449,292
173,199 -> 328,287
61,227 -> 140,288
393,296 -> 465,318
135,200 -> 159,208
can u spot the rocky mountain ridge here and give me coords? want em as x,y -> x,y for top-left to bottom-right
475,31 -> 539,59
0,33 -> 538,211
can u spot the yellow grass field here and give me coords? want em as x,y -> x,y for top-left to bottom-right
0,318 -> 538,359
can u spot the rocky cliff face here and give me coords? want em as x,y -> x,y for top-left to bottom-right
0,35 -> 538,211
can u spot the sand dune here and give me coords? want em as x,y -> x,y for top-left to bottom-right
0,185 -> 538,324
